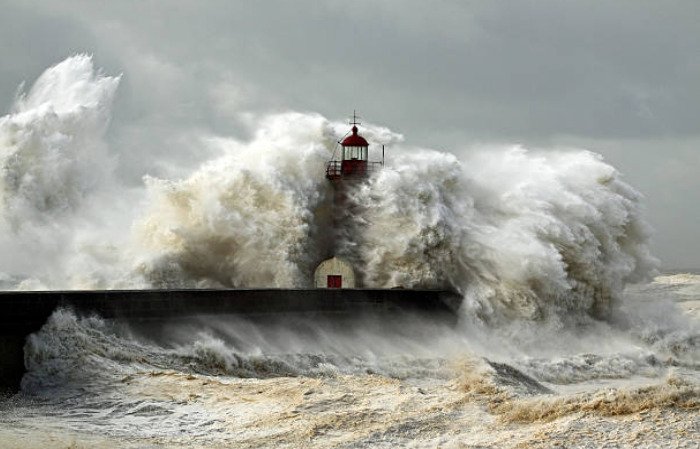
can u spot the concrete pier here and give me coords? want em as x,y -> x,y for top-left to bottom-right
0,288 -> 461,393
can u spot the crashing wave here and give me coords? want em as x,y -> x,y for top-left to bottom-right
0,55 -> 658,322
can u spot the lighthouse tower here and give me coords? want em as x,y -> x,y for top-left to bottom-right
314,112 -> 384,289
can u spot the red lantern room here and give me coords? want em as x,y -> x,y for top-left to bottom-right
326,111 -> 383,181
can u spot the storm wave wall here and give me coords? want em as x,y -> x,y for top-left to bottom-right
0,55 -> 657,322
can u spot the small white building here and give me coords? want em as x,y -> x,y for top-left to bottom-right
314,257 -> 356,288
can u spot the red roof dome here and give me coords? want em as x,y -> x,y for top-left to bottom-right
341,125 -> 369,147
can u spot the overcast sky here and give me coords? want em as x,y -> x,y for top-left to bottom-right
1,0 -> 698,269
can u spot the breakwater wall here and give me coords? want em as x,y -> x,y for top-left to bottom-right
0,289 -> 461,393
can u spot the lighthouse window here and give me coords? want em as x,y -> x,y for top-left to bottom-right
344,146 -> 367,160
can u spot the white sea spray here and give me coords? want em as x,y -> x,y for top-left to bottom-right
0,56 -> 659,324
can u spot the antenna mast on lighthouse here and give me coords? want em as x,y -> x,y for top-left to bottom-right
350,110 -> 361,127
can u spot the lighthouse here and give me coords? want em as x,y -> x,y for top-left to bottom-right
314,112 -> 384,289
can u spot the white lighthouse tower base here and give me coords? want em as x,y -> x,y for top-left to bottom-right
314,257 -> 356,288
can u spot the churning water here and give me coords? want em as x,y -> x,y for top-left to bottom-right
0,56 -> 697,448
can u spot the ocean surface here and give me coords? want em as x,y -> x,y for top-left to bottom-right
0,272 -> 697,449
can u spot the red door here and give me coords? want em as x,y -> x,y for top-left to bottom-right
327,275 -> 342,288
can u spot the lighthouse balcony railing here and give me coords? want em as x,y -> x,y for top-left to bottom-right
325,160 -> 383,179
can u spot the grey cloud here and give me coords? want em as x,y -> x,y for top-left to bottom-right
0,0 -> 698,267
